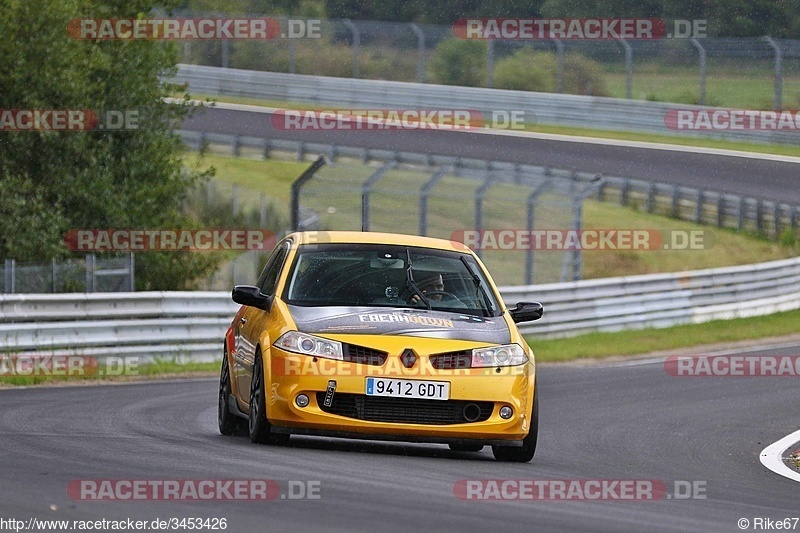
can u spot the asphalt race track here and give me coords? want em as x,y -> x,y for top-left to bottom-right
2,344 -> 798,532
182,106 -> 800,205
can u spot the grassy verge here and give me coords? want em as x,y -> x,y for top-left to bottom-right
528,308 -> 800,362
0,360 -> 219,387
187,93 -> 800,158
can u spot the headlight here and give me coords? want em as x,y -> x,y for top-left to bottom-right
471,344 -> 527,367
273,331 -> 343,360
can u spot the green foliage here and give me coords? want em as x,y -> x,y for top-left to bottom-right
0,0 -> 221,289
493,48 -> 609,96
428,38 -> 487,87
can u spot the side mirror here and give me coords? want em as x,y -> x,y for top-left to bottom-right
509,302 -> 543,323
232,285 -> 273,311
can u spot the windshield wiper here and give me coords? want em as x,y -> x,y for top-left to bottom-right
405,249 -> 431,310
460,256 -> 494,317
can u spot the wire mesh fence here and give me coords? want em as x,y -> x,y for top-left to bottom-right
1,255 -> 134,294
174,13 -> 800,110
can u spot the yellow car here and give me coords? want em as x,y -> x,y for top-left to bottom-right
218,231 -> 543,462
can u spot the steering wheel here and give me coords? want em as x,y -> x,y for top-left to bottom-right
418,290 -> 460,301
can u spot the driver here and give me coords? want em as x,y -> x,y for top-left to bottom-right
413,273 -> 446,302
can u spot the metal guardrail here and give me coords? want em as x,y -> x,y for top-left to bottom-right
174,64 -> 800,145
2,256 -> 799,361
180,130 -> 800,239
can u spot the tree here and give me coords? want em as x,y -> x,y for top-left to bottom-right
0,0 -> 217,288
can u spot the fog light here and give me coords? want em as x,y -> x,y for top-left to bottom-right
499,406 -> 513,419
295,394 -> 309,408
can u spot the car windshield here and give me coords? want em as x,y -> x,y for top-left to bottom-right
283,243 -> 500,317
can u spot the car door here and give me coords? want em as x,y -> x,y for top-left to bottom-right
236,241 -> 290,404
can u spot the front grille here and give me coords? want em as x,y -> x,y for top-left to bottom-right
429,350 -> 471,370
342,344 -> 388,366
316,393 -> 493,425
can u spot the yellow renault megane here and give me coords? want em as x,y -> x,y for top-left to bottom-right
218,231 -> 543,462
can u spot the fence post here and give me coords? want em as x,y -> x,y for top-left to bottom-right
764,37 -> 783,111
86,254 -> 95,293
525,182 -> 551,285
260,193 -> 267,228
486,39 -> 495,88
695,190 -> 704,223
129,253 -> 135,292
554,39 -> 564,93
690,38 -> 706,105
290,155 -> 327,231
4,259 -> 14,293
473,176 -> 494,258
419,166 -> 449,236
716,194 -> 724,227
409,23 -> 426,83
343,20 -> 360,78
289,38 -> 296,74
221,40 -> 229,68
52,258 -> 57,292
617,38 -> 633,99
232,184 -> 239,218
361,161 -> 395,232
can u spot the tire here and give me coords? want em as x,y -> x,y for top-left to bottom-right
218,348 -> 244,436
448,443 -> 484,452
248,351 -> 289,445
492,388 -> 538,463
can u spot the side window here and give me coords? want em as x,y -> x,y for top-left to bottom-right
259,244 -> 289,296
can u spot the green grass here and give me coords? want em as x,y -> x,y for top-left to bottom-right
0,359 -> 219,386
529,308 -> 800,362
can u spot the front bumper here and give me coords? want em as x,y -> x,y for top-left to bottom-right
265,349 -> 536,443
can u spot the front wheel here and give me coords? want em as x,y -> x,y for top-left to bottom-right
492,389 -> 538,463
248,351 -> 289,445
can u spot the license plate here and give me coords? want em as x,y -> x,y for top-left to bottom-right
365,377 -> 450,400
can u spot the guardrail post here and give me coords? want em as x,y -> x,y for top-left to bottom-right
756,199 -> 764,234
670,185 -> 680,217
617,38 -> 633,99
419,166 -> 449,236
690,38 -> 707,105
409,23 -> 426,83
260,193 -> 267,228
738,197 -> 746,230
343,20 -> 360,78
716,195 -> 724,227
263,139 -> 271,159
646,182 -> 655,213
621,178 -> 630,206
695,190 -> 704,223
791,206 -> 798,231
361,161 -> 395,232
291,155 -> 327,231
554,39 -> 564,93
4,259 -> 14,293
773,204 -> 781,237
764,37 -> 783,111
232,135 -> 241,157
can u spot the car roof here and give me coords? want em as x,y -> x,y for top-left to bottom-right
287,231 -> 474,253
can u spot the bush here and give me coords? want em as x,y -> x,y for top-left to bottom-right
493,48 -> 609,96
428,38 -> 487,87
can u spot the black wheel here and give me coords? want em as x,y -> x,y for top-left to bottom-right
248,351 -> 289,445
448,443 -> 484,452
218,348 -> 244,436
492,388 -> 538,463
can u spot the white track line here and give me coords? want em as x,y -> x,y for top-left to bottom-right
169,98 -> 800,165
760,429 -> 800,483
